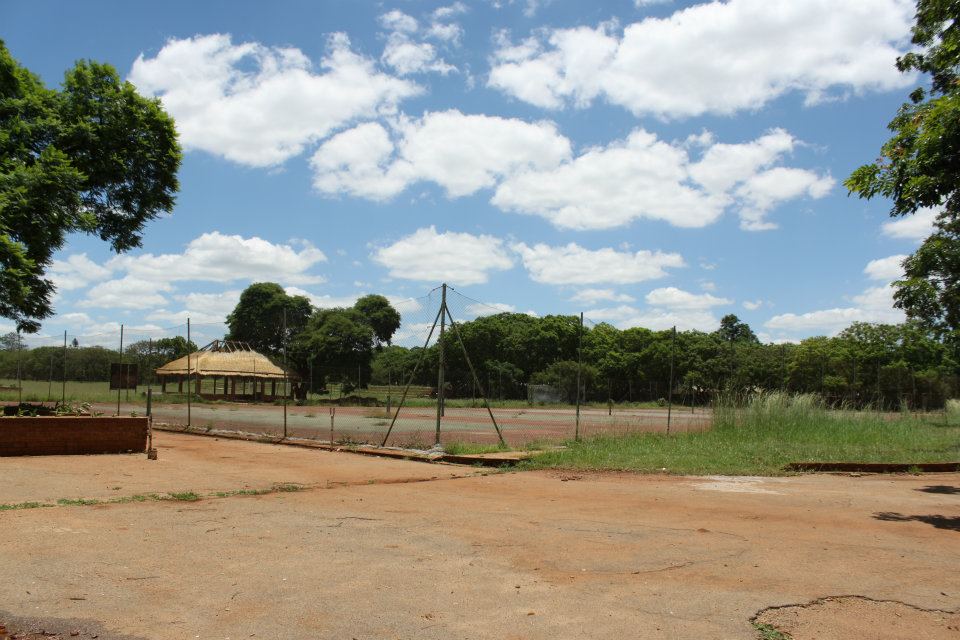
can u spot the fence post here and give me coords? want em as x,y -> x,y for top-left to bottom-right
61,330 -> 67,406
117,324 -> 124,416
435,283 -> 447,446
575,312 -> 583,441
667,325 -> 676,435
187,318 -> 191,427
283,308 -> 288,439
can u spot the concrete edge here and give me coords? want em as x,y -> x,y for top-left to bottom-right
152,423 -> 525,467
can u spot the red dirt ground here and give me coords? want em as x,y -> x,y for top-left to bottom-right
0,432 -> 957,639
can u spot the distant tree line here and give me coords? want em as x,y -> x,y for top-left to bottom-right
0,336 -> 195,383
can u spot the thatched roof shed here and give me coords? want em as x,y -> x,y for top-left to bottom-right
155,340 -> 297,400
156,340 -> 294,379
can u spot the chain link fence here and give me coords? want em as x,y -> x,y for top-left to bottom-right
1,283 -> 956,449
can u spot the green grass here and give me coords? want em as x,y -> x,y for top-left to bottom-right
0,501 -> 54,511
443,441 -> 511,455
753,622 -> 792,640
525,392 -> 960,476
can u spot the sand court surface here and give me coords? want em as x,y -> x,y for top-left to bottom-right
0,432 -> 957,639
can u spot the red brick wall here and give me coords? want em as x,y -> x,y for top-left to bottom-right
0,417 -> 148,456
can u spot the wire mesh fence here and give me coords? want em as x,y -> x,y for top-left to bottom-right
0,283 -> 956,449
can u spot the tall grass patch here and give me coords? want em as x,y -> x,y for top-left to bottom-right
526,391 -> 960,475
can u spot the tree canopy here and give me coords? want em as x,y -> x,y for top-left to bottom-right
846,1 -> 960,338
0,40 -> 181,332
225,283 -> 311,356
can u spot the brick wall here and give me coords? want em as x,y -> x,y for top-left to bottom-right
0,417 -> 148,456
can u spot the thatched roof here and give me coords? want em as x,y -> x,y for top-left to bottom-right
155,340 -> 297,380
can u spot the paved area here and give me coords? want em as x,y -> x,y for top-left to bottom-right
0,432 -> 957,639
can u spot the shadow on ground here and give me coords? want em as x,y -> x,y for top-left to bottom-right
917,485 -> 960,495
873,511 -> 960,531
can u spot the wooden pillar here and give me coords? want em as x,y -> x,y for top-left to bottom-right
161,377 -> 167,393
271,380 -> 277,398
195,374 -> 201,395
178,376 -> 183,393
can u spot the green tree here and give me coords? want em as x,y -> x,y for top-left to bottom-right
353,294 -> 401,345
0,41 -> 181,332
846,1 -> 960,334
226,283 -> 311,356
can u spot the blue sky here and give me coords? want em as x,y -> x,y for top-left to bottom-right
2,0 -> 936,347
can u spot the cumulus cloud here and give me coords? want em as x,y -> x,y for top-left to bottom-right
312,110 -> 571,199
586,305 -> 721,332
513,242 -> 684,285
881,207 -> 939,240
764,257 -> 906,336
372,226 -> 514,285
466,302 -> 516,317
493,128 -> 832,230
80,277 -> 173,309
488,0 -> 914,118
864,255 -> 907,281
381,34 -> 456,75
129,33 -> 420,167
568,289 -> 636,305
742,300 -> 763,311
49,254 -> 112,291
108,232 -> 327,287
644,287 -> 732,309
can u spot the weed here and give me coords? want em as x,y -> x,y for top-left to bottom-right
0,501 -> 52,511
274,483 -> 304,492
56,497 -> 100,506
752,622 -> 792,640
167,491 -> 200,502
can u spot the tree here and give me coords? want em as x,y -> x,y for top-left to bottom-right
353,294 -> 401,346
0,41 -> 181,332
715,314 -> 758,344
846,1 -> 960,334
226,283 -> 311,356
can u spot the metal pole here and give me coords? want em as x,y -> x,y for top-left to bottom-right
187,318 -> 191,427
283,308 -> 288,438
667,326 -> 676,434
781,344 -> 786,391
381,306 -> 443,447
575,312 -> 583,441
147,338 -> 153,397
47,352 -> 53,402
434,284 -> 447,446
117,324 -> 123,416
15,330 -> 22,406
61,330 -> 67,406
445,305 -> 506,446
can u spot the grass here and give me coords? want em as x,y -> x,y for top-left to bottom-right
753,622 -> 792,640
525,392 -> 960,476
0,483 -> 308,512
443,441 -> 511,455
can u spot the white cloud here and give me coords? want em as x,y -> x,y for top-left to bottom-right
372,227 -> 513,285
312,110 -> 571,199
109,232 -> 326,287
569,288 -> 636,305
735,167 -> 835,231
129,33 -> 420,167
379,10 -> 419,33
644,287 -> 731,309
764,257 -> 906,336
488,0 -> 914,118
80,277 -> 173,309
381,33 -> 456,76
283,287 -> 359,309
742,300 -> 763,311
586,305 -> 720,332
492,128 -> 832,230
864,255 -> 907,281
466,302 -> 516,317
881,207 -> 939,240
513,242 -> 684,285
49,254 -> 113,291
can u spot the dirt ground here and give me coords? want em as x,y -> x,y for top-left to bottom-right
0,432 -> 958,640
90,401 -> 711,446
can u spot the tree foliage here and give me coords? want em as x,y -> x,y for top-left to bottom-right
0,40 -> 181,332
225,283 -> 311,357
846,1 -> 960,336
